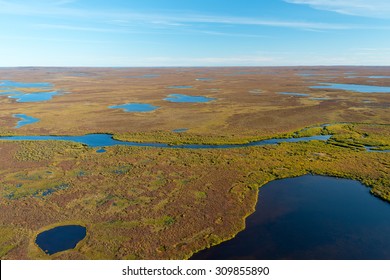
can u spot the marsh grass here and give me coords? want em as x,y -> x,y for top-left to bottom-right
0,122 -> 388,260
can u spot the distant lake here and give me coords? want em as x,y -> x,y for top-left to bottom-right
309,97 -> 330,100
0,80 -> 52,88
0,80 -> 61,102
368,76 -> 390,79
126,74 -> 160,78
13,114 -> 40,128
192,175 -> 390,259
109,103 -> 159,112
9,91 -> 60,102
35,225 -> 86,255
311,83 -> 390,93
346,76 -> 390,79
164,94 -> 216,103
167,86 -> 193,89
297,73 -> 335,77
249,89 -> 262,95
278,92 -> 310,97
172,128 -> 188,133
196,78 -> 213,81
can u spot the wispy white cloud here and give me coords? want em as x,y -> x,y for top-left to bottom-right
192,30 -> 269,38
31,22 -> 271,39
34,23 -> 136,34
285,0 -> 390,18
53,0 -> 78,5
179,15 -> 352,30
0,0 -> 363,31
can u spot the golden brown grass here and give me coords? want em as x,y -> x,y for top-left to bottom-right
0,67 -> 389,260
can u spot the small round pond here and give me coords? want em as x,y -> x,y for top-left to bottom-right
192,175 -> 390,260
35,225 -> 86,255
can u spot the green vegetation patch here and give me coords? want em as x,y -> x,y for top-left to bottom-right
15,141 -> 85,161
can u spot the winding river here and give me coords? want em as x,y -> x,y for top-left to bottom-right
0,134 -> 330,148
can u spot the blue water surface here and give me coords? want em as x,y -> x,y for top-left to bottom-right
196,78 -> 213,81
35,225 -> 86,255
13,114 -> 40,128
0,80 -> 52,88
172,128 -> 188,133
0,134 -> 331,149
311,83 -> 390,93
164,94 -> 216,103
167,86 -> 193,89
192,175 -> 390,260
309,97 -> 330,100
0,80 -> 60,102
278,92 -> 310,97
109,103 -> 159,112
9,91 -> 60,102
126,74 -> 160,78
368,76 -> 390,79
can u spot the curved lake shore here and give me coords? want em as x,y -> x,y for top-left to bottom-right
192,175 -> 390,260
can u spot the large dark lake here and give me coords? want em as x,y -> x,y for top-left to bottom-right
192,175 -> 390,260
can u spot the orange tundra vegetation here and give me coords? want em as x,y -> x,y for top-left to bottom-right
0,67 -> 389,259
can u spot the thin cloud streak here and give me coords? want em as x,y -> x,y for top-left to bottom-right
34,23 -> 139,34
285,0 -> 390,18
0,0 -> 368,31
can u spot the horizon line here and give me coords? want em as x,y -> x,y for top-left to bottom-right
1,65 -> 390,68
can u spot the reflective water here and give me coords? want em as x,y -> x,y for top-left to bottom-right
311,83 -> 390,93
0,80 -> 60,102
196,78 -> 213,81
249,89 -> 263,95
35,225 -> 86,255
9,91 -> 60,102
164,94 -> 216,103
0,134 -> 330,148
278,92 -> 310,97
192,175 -> 390,260
126,74 -> 160,78
309,97 -> 330,100
0,80 -> 52,88
13,114 -> 40,128
167,85 -> 193,89
368,76 -> 390,79
109,103 -> 159,112
172,128 -> 188,133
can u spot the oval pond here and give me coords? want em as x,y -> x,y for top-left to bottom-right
35,225 -> 86,255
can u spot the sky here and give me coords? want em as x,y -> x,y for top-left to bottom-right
1,0 -> 390,67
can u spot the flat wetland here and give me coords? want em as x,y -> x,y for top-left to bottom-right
0,66 -> 389,259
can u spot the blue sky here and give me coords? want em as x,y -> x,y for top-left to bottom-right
1,0 -> 390,66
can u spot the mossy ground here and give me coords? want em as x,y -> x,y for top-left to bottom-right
0,123 -> 388,259
0,67 -> 389,259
